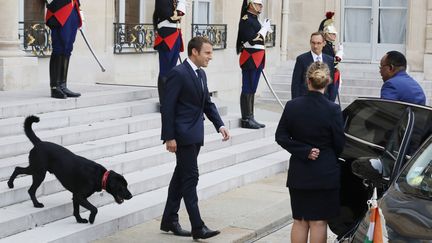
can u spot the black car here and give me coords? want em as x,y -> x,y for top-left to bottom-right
328,98 -> 432,242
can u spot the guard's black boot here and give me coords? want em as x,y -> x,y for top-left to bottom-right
249,94 -> 265,128
59,55 -> 81,98
49,54 -> 67,99
240,93 -> 260,129
157,75 -> 167,113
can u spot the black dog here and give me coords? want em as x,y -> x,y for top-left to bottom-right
7,115 -> 133,224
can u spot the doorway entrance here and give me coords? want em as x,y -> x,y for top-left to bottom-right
341,0 -> 407,62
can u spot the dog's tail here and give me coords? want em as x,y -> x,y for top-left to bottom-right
24,115 -> 42,145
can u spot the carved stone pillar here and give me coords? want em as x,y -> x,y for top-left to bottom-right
0,0 -> 38,90
280,0 -> 290,61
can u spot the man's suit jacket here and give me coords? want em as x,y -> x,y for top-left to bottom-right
381,71 -> 426,106
161,60 -> 224,145
291,52 -> 336,101
275,91 -> 345,189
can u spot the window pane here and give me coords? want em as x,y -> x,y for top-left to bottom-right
344,9 -> 371,43
345,0 -> 371,7
398,138 -> 432,197
380,0 -> 407,7
379,9 -> 406,44
198,2 -> 209,24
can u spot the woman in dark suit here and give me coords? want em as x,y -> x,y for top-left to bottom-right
276,61 -> 345,243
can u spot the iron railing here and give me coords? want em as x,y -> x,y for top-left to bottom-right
265,24 -> 276,48
191,24 -> 227,50
18,21 -> 52,57
113,23 -> 156,54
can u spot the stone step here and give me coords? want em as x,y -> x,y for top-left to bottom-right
0,125 -> 277,209
0,136 -> 283,240
0,85 -> 157,119
0,99 -> 159,137
0,116 -> 242,182
0,113 -> 163,159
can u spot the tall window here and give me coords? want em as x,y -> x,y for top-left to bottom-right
19,0 -> 45,22
116,0 -> 154,24
192,0 -> 212,24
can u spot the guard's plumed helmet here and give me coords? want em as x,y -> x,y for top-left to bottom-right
249,0 -> 263,4
324,25 -> 338,35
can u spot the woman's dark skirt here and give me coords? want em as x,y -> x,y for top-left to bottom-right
289,187 -> 340,220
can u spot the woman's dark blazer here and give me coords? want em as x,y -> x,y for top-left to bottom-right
275,91 -> 345,190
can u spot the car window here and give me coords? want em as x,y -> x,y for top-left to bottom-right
344,100 -> 432,155
344,101 -> 403,147
397,137 -> 432,199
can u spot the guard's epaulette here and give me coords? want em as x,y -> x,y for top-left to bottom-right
242,14 -> 248,21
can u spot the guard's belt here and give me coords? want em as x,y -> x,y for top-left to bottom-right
243,42 -> 265,50
158,20 -> 181,29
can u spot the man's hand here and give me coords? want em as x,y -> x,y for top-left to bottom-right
219,127 -> 230,141
166,139 -> 177,153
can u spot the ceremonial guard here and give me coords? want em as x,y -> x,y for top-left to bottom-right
45,0 -> 82,99
319,12 -> 344,102
236,0 -> 272,129
153,0 -> 186,108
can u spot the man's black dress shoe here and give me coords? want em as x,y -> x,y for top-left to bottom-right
192,225 -> 220,240
160,221 -> 191,237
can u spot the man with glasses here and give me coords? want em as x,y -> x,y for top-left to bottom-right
379,51 -> 426,105
291,32 -> 335,101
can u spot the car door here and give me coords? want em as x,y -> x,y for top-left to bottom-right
329,99 -> 415,238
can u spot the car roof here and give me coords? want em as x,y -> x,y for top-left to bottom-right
354,97 -> 432,111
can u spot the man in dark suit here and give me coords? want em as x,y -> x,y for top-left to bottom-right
160,36 -> 230,240
291,32 -> 336,101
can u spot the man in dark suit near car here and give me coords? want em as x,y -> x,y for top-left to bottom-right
291,32 -> 336,101
160,36 -> 230,240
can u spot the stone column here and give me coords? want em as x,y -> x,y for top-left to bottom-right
0,0 -> 38,90
280,0 -> 290,61
423,0 -> 432,79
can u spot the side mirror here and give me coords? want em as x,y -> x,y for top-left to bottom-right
351,157 -> 384,182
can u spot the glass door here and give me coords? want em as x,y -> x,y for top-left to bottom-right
342,0 -> 407,62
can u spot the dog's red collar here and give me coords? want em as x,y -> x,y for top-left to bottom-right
102,170 -> 110,190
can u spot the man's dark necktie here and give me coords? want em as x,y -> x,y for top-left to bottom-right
196,69 -> 204,91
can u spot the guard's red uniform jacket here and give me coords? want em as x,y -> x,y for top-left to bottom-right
45,0 -> 82,28
236,12 -> 266,70
153,0 -> 184,52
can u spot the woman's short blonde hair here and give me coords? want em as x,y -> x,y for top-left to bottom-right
306,61 -> 331,90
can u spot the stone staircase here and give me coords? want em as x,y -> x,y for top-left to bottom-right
0,85 -> 287,243
260,61 -> 432,108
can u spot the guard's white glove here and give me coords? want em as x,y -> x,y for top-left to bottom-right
170,10 -> 182,21
176,0 -> 187,16
79,10 -> 86,30
336,43 -> 344,59
258,18 -> 272,37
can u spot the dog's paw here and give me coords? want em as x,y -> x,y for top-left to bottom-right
7,181 -> 14,189
89,216 -> 96,224
34,202 -> 44,208
77,218 -> 88,224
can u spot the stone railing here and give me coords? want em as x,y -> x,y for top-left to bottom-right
265,24 -> 276,48
113,23 -> 156,54
191,24 -> 227,50
18,21 -> 52,57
